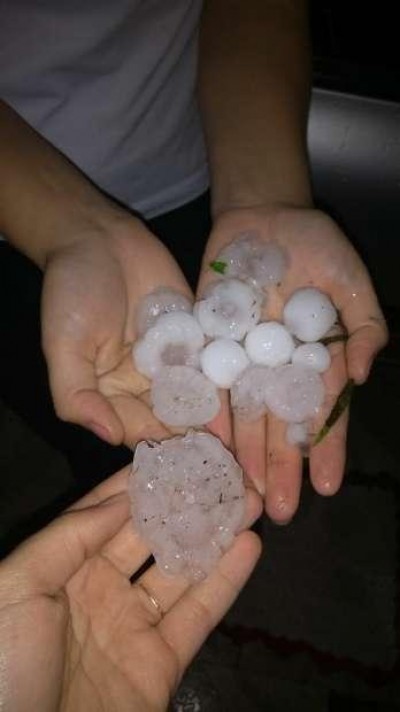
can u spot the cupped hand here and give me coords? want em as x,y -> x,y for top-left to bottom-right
197,206 -> 388,522
41,216 -> 193,448
0,469 -> 262,712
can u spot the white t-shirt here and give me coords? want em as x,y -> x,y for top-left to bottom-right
0,0 -> 209,218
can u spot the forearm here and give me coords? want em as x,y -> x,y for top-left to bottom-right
0,100 -> 126,268
198,0 -> 313,217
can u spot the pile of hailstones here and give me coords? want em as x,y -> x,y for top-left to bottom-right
133,233 -> 338,448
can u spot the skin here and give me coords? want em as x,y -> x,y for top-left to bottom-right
0,1 -> 388,521
0,469 -> 262,712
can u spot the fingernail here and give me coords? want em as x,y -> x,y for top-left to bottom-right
88,421 -> 114,443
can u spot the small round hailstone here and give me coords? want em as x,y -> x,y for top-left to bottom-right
283,287 -> 337,342
129,430 -> 245,581
136,287 -> 192,336
200,339 -> 250,389
292,342 -> 331,373
151,365 -> 220,427
264,364 -> 324,423
231,365 -> 273,422
244,321 -> 295,367
286,422 -> 309,446
133,311 -> 205,379
194,278 -> 262,341
216,233 -> 288,288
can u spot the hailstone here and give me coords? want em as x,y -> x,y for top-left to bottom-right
200,339 -> 250,389
216,233 -> 288,288
136,287 -> 192,336
244,321 -> 295,367
194,278 -> 262,341
292,342 -> 331,373
129,430 -> 245,581
264,364 -> 324,423
283,287 -> 337,342
151,365 -> 220,427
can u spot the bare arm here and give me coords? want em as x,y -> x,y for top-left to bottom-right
198,0 -> 312,216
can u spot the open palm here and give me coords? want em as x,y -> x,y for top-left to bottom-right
0,470 -> 261,712
41,218 -> 196,449
198,206 -> 388,522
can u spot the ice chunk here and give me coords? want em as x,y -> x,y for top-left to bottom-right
283,287 -> 337,342
216,233 -> 288,288
200,339 -> 250,389
292,342 -> 331,373
151,365 -> 220,427
194,278 -> 262,341
245,321 -> 295,367
264,364 -> 324,423
133,311 -> 205,378
135,287 -> 193,336
286,421 -> 309,446
129,430 -> 245,580
231,364 -> 273,422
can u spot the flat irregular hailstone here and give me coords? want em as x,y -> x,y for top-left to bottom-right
194,278 -> 262,341
231,365 -> 273,422
292,342 -> 331,373
264,363 -> 324,423
133,311 -> 205,378
245,321 -> 295,367
200,339 -> 250,389
216,233 -> 288,288
151,365 -> 220,427
136,287 -> 192,336
283,287 -> 337,342
129,430 -> 245,581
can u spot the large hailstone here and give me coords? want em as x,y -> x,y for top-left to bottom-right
151,365 -> 220,427
133,311 -> 205,379
194,278 -> 262,341
231,365 -> 273,422
283,287 -> 337,342
216,233 -> 288,288
129,430 -> 245,581
244,321 -> 295,367
264,363 -> 324,423
136,287 -> 192,336
200,339 -> 250,389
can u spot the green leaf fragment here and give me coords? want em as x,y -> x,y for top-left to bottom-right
209,260 -> 227,275
314,378 -> 355,446
320,333 -> 348,346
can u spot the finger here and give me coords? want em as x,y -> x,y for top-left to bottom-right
265,417 -> 302,524
110,392 -> 171,447
309,344 -> 348,495
337,283 -> 388,384
233,415 -> 267,496
206,389 -> 232,448
46,348 -> 124,444
7,493 -> 130,596
68,466 -> 130,510
158,531 -> 261,673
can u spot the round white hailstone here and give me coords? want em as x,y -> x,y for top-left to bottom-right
194,278 -> 262,341
286,422 -> 309,446
244,321 -> 295,367
200,339 -> 250,389
133,311 -> 205,379
151,365 -> 220,427
283,287 -> 337,342
135,287 -> 192,336
129,430 -> 245,580
231,365 -> 273,422
264,364 -> 324,423
292,342 -> 331,373
216,233 -> 288,288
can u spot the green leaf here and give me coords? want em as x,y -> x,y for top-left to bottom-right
320,333 -> 348,346
314,378 -> 355,446
209,260 -> 227,275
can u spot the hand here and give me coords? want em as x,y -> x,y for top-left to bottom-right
0,469 -> 261,712
41,216 -> 193,448
198,205 -> 388,522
